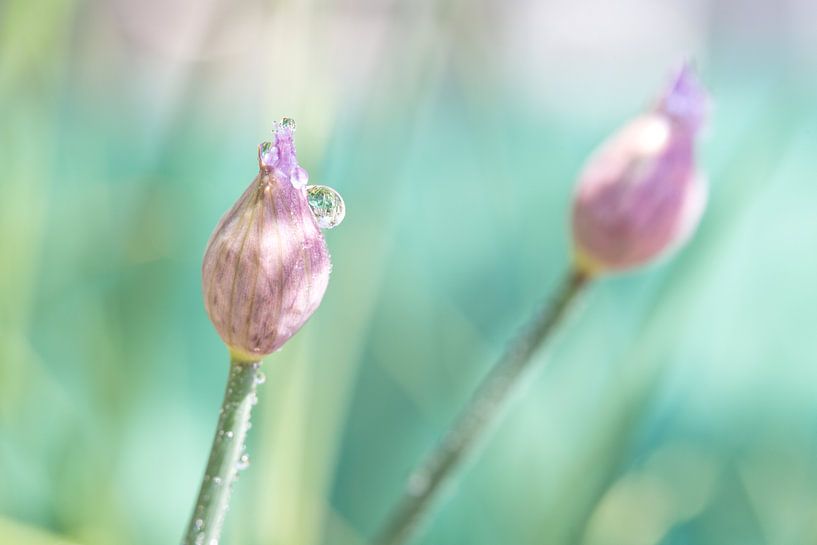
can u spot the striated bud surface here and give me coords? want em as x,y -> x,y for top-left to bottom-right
202,120 -> 344,361
571,64 -> 709,274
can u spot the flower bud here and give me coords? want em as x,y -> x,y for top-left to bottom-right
571,64 -> 709,274
202,119 -> 345,361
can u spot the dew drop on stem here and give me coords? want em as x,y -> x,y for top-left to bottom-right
237,453 -> 250,471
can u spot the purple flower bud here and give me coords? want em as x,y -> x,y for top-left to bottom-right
202,120 -> 343,361
571,64 -> 709,274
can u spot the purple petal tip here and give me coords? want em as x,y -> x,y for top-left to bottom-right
258,118 -> 304,187
656,62 -> 709,130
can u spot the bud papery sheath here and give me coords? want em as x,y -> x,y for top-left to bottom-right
572,63 -> 710,274
202,121 -> 332,362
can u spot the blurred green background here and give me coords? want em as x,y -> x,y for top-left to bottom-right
2,0 -> 817,544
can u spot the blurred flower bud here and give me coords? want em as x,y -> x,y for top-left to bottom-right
571,64 -> 709,275
202,119 -> 345,361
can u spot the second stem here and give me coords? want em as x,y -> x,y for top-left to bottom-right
374,268 -> 590,545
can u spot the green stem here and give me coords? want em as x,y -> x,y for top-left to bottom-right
374,268 -> 590,545
183,358 -> 263,545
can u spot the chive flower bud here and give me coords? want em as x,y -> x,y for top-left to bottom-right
202,119 -> 345,361
571,64 -> 709,274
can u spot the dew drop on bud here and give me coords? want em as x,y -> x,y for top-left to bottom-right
306,185 -> 346,229
291,166 -> 309,188
255,371 -> 266,385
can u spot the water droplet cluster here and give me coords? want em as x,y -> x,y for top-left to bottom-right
183,362 -> 265,545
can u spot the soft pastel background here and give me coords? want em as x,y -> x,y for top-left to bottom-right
2,0 -> 817,544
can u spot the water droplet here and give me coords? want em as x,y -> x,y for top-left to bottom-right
306,185 -> 346,229
213,476 -> 223,486
255,371 -> 266,385
237,453 -> 250,471
194,519 -> 204,531
281,117 -> 296,130
407,471 -> 430,496
291,166 -> 309,189
225,431 -> 234,439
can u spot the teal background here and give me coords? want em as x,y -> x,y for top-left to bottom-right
2,1 -> 817,544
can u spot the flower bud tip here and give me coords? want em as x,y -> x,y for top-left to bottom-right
258,118 -> 302,188
656,61 -> 709,131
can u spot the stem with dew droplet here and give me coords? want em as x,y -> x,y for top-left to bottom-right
374,268 -> 590,545
182,357 -> 263,545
